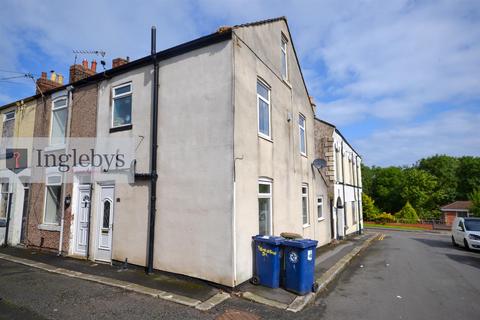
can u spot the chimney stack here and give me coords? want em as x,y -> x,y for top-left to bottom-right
112,57 -> 129,68
36,70 -> 63,94
69,59 -> 97,83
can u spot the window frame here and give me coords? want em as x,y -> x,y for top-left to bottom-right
42,171 -> 62,226
258,178 -> 273,235
49,96 -> 68,147
281,34 -> 288,80
352,201 -> 357,223
111,82 -> 133,129
299,113 -> 307,156
256,79 -> 272,140
3,110 -> 15,122
0,183 -> 9,220
317,196 -> 324,221
302,183 -> 310,227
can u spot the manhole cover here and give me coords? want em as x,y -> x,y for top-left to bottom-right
215,309 -> 260,320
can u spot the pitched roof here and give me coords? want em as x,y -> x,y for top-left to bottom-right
0,29 -> 232,110
233,16 -> 286,28
440,201 -> 472,211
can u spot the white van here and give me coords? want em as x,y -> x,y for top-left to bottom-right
451,217 -> 480,251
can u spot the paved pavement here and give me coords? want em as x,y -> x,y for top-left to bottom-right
1,230 -> 479,319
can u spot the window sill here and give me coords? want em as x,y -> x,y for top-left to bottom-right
302,224 -> 310,229
300,153 -> 308,159
110,124 -> 132,133
38,224 -> 61,232
258,134 -> 273,143
45,145 -> 66,152
317,217 -> 325,222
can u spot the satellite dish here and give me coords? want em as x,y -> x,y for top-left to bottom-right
312,159 -> 327,170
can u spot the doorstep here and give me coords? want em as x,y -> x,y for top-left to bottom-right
237,232 -> 381,312
0,246 -> 229,311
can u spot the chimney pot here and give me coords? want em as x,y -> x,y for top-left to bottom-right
50,72 -> 57,82
91,60 -> 97,72
41,72 -> 47,79
82,59 -> 88,69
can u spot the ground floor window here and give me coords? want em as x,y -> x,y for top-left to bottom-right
44,185 -> 62,225
352,201 -> 357,223
317,197 -> 324,220
302,184 -> 309,226
0,183 -> 9,219
258,179 -> 272,235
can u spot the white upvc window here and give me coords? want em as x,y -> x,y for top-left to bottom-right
299,114 -> 306,156
258,178 -> 273,235
43,173 -> 62,225
335,148 -> 342,182
317,197 -> 324,221
352,201 -> 357,223
302,184 -> 309,227
112,83 -> 132,129
257,80 -> 271,139
50,97 -> 68,146
281,34 -> 288,80
0,183 -> 9,219
4,111 -> 15,122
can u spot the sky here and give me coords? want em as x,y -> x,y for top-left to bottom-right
0,0 -> 479,167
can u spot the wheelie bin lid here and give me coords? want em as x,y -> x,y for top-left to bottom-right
282,238 -> 318,249
252,235 -> 284,245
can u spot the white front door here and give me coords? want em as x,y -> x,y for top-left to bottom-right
95,185 -> 114,262
74,185 -> 91,256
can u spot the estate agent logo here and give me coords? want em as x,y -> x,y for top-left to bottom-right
6,148 -> 28,173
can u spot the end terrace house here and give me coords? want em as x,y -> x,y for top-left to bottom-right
314,119 -> 363,240
0,17 -> 363,287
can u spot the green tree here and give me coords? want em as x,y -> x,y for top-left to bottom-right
362,193 -> 379,221
457,157 -> 480,199
371,166 -> 405,213
400,168 -> 439,219
468,188 -> 480,217
395,202 -> 419,223
417,155 -> 459,204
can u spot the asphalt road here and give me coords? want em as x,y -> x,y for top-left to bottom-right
1,230 -> 479,319
315,230 -> 480,320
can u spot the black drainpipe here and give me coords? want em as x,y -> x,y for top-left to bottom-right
2,192 -> 13,247
146,26 -> 159,274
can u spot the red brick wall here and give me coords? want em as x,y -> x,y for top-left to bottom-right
26,84 -> 97,254
444,211 -> 457,226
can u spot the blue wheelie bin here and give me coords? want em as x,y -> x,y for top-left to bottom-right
281,239 -> 318,295
251,235 -> 284,288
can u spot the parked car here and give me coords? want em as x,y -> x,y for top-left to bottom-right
451,217 -> 480,250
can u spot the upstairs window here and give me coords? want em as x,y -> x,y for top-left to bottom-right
257,80 -> 271,139
2,111 -> 15,139
281,35 -> 288,80
50,97 -> 68,146
112,83 -> 132,128
299,114 -> 306,155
